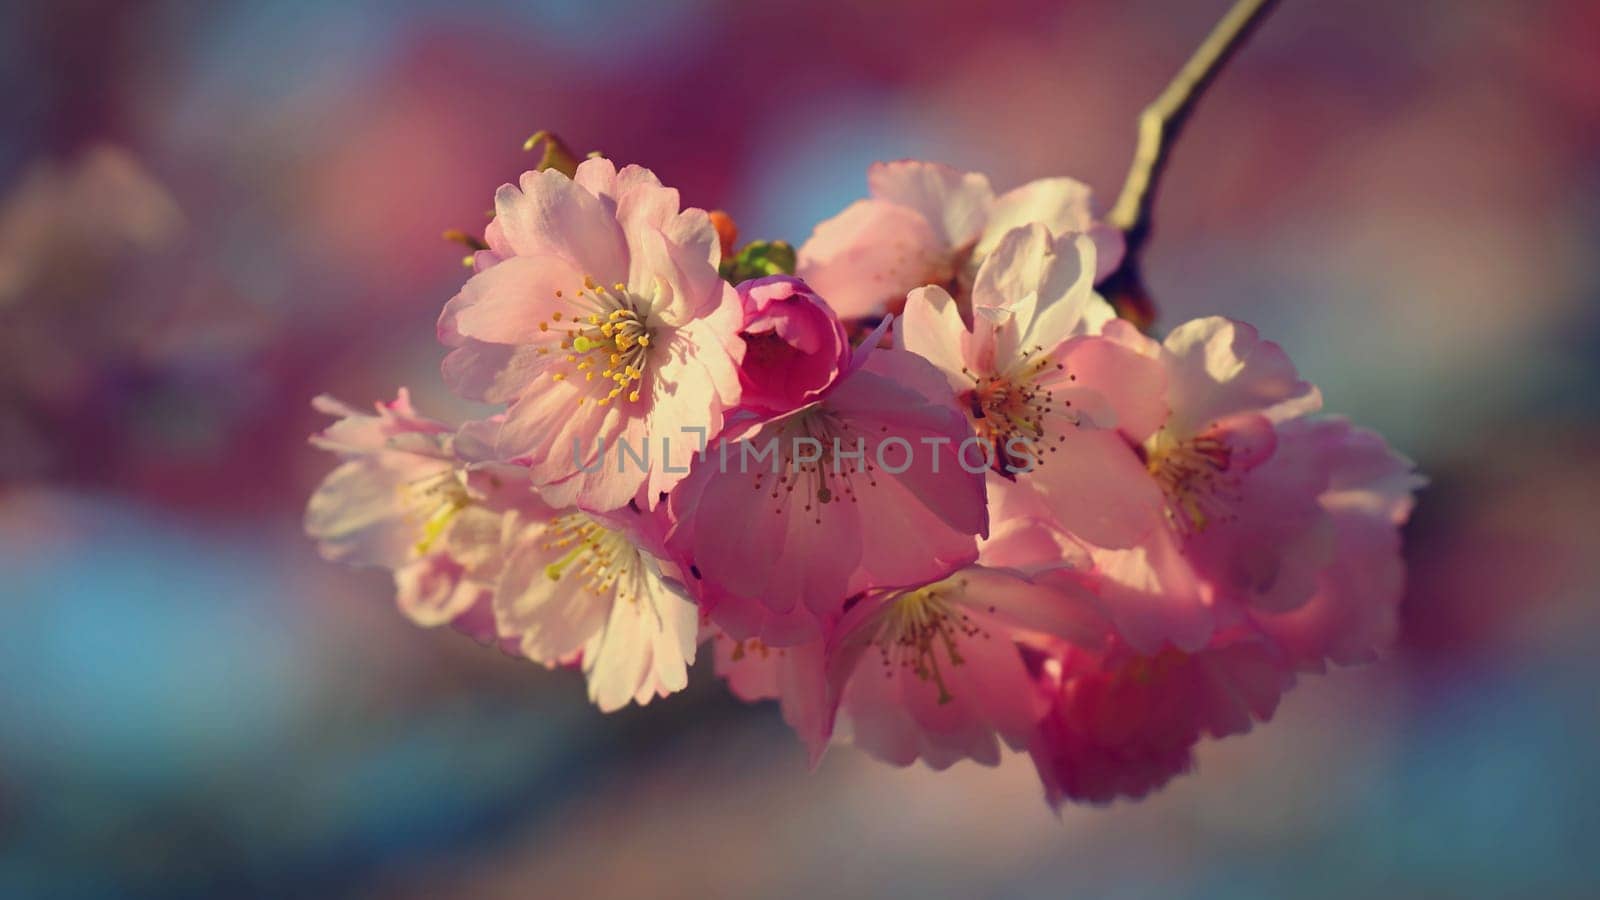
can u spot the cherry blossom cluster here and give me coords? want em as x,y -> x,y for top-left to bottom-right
305,157 -> 1421,806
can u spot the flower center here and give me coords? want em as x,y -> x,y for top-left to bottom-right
403,468 -> 471,557
957,345 -> 1078,473
540,277 -> 654,407
1145,430 -> 1240,536
540,512 -> 647,604
870,579 -> 988,704
748,408 -> 878,525
740,330 -> 794,369
726,636 -> 776,663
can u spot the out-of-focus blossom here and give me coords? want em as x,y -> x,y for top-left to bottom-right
304,390 -> 532,631
888,248 -> 1419,802
0,147 -> 186,480
1143,319 -> 1325,603
439,157 -> 744,511
305,389 -> 700,711
0,145 -> 182,307
733,275 -> 851,416
797,160 -> 1122,320
669,343 -> 988,646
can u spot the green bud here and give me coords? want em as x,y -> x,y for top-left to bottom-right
719,240 -> 797,283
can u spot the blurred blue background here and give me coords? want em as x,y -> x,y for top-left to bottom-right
2,0 -> 1598,896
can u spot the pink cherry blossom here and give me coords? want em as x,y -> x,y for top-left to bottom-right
669,342 -> 988,647
1035,317 -> 1420,656
1059,316 -> 1327,653
304,390 -> 531,630
439,157 -> 744,512
1011,328 -> 1420,805
710,508 -> 1108,769
297,135 -> 1424,808
1027,628 -> 1292,807
494,500 -> 699,712
822,563 -> 1107,770
1254,419 -> 1424,670
898,223 -> 1169,550
1144,318 -> 1323,582
797,160 -> 1124,320
733,275 -> 851,416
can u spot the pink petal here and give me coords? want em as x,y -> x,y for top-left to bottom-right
1258,422 -> 1421,668
450,254 -> 588,345
1087,223 -> 1125,282
627,224 -> 723,324
1183,414 -> 1336,614
960,566 -> 1108,648
495,168 -> 629,284
797,199 -> 951,320
897,285 -> 970,382
975,228 -> 1108,361
394,554 -> 483,627
306,458 -> 435,568
494,519 -> 612,663
971,226 -> 1080,327
712,632 -> 784,701
867,160 -> 994,249
1051,333 -> 1169,443
1161,317 -> 1318,435
1026,426 -> 1164,550
643,349 -> 730,502
440,340 -> 548,404
1088,526 -> 1215,653
976,176 -> 1095,260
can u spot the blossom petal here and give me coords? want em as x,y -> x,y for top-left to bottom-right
797,199 -> 950,320
1088,526 -> 1215,653
583,559 -> 698,711
1026,426 -> 1164,550
1050,331 -> 1169,443
976,176 -> 1095,259
628,224 -> 723,324
305,458 -> 418,567
450,254 -> 587,346
897,285 -> 969,383
867,160 -> 994,249
494,519 -> 611,664
440,339 -> 547,404
1162,317 -> 1318,435
495,168 -> 629,283
1185,414 -> 1336,614
1258,422 -> 1423,667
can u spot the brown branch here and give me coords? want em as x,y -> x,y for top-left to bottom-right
1102,0 -> 1282,328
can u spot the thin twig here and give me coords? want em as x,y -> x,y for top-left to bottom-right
1109,0 -> 1281,243
1102,0 -> 1281,326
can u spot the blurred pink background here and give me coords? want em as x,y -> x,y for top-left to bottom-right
2,0 -> 1598,896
